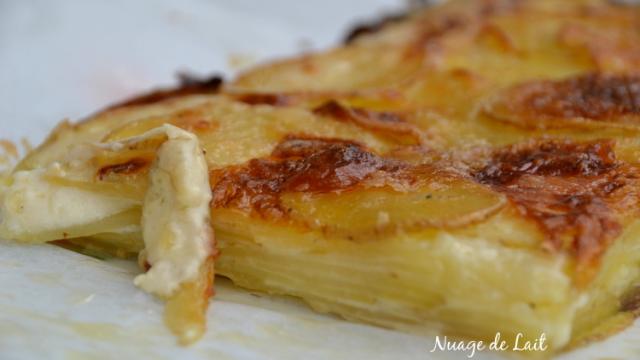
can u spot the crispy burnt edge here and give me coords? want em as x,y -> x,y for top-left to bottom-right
343,11 -> 410,44
470,139 -> 640,283
105,73 -> 224,110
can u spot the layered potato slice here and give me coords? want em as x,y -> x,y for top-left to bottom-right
4,0 -> 640,354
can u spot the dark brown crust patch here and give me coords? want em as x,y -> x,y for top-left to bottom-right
107,73 -> 223,110
210,136 -> 406,218
473,139 -> 640,274
235,93 -> 293,106
97,158 -> 150,180
488,74 -> 640,125
523,74 -> 640,120
475,140 -> 618,184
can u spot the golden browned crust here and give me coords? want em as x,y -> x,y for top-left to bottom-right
12,0 -> 640,352
471,139 -> 640,280
210,136 -> 408,219
20,0 -> 640,285
485,74 -> 640,129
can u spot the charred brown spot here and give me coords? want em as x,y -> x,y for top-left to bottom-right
97,158 -> 149,180
473,140 -> 639,271
235,93 -> 292,106
210,136 -> 405,218
475,140 -> 617,185
498,74 -> 640,122
313,100 -> 424,144
107,73 -> 223,110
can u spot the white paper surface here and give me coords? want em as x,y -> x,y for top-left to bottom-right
0,1 -> 639,359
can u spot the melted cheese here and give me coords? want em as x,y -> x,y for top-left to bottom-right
132,125 -> 213,297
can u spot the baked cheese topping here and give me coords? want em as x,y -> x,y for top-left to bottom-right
132,125 -> 213,297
